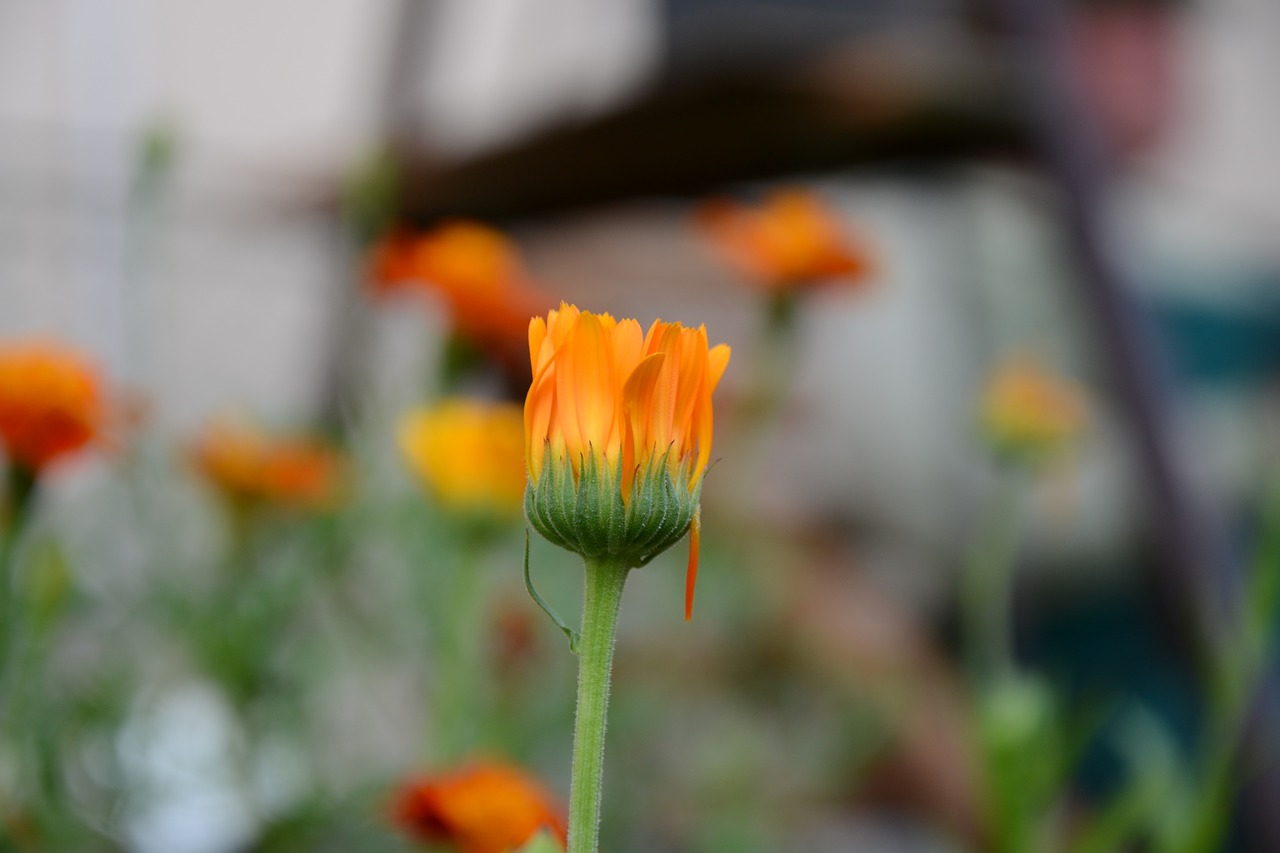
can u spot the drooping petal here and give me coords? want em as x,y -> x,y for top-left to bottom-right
685,511 -> 701,621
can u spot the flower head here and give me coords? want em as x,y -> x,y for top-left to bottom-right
980,356 -> 1086,463
398,398 -> 526,520
0,341 -> 103,475
368,221 -> 548,354
190,419 -> 343,511
390,762 -> 566,853
524,304 -> 730,618
697,189 -> 874,292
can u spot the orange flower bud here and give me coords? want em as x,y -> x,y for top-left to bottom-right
367,221 -> 548,356
0,341 -> 103,475
524,304 -> 730,618
391,762 -> 566,853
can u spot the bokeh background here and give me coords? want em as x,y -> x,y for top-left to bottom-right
2,0 -> 1280,851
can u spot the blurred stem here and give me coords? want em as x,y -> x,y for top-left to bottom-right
434,532 -> 490,759
1177,474 -> 1280,853
567,558 -> 629,853
0,468 -> 41,847
0,467 -> 36,697
963,472 -> 1026,685
724,295 -> 800,518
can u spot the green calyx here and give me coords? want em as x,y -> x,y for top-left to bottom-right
525,443 -> 701,568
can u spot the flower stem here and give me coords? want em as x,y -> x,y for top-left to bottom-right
962,473 -> 1025,685
567,558 -> 629,853
0,467 -> 35,697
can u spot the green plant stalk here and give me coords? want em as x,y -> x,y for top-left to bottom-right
962,473 -> 1025,686
567,558 -> 629,853
1174,473 -> 1280,853
435,533 -> 490,759
0,467 -> 35,700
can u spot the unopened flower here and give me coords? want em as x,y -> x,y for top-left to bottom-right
391,762 -> 566,853
190,419 -> 343,510
368,221 -> 548,354
398,398 -> 526,519
980,356 -> 1086,463
524,304 -> 730,619
697,189 -> 874,292
0,341 -> 103,475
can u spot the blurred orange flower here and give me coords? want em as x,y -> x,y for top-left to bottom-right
391,762 -> 566,853
0,341 -> 103,475
981,356 -> 1087,461
697,189 -> 874,292
190,419 -> 343,510
368,221 -> 547,354
398,398 -> 526,519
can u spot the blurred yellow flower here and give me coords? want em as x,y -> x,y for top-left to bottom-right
0,341 -> 103,475
980,356 -> 1086,461
524,304 -> 730,618
697,189 -> 874,292
190,419 -> 343,511
368,221 -> 549,362
390,761 -> 566,853
398,398 -> 526,519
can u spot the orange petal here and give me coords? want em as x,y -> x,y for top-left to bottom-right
707,344 -> 731,393
611,319 -> 644,388
621,352 -> 667,475
685,511 -> 701,621
528,316 -> 548,374
555,312 -> 615,463
669,329 -> 708,444
523,368 -> 556,481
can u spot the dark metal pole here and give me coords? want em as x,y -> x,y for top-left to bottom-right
990,0 -> 1280,845
315,0 -> 438,432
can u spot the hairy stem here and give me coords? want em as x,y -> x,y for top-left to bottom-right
567,558 -> 629,853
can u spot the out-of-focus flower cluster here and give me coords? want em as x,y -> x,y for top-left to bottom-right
399,398 -> 527,521
0,341 -> 103,476
190,419 -> 344,511
391,762 -> 566,853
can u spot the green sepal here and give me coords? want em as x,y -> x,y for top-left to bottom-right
525,442 -> 701,568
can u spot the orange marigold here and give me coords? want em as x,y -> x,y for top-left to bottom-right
0,341 -> 102,474
697,188 -> 874,292
524,304 -> 730,619
391,762 -> 566,853
368,221 -> 548,353
190,419 -> 342,510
